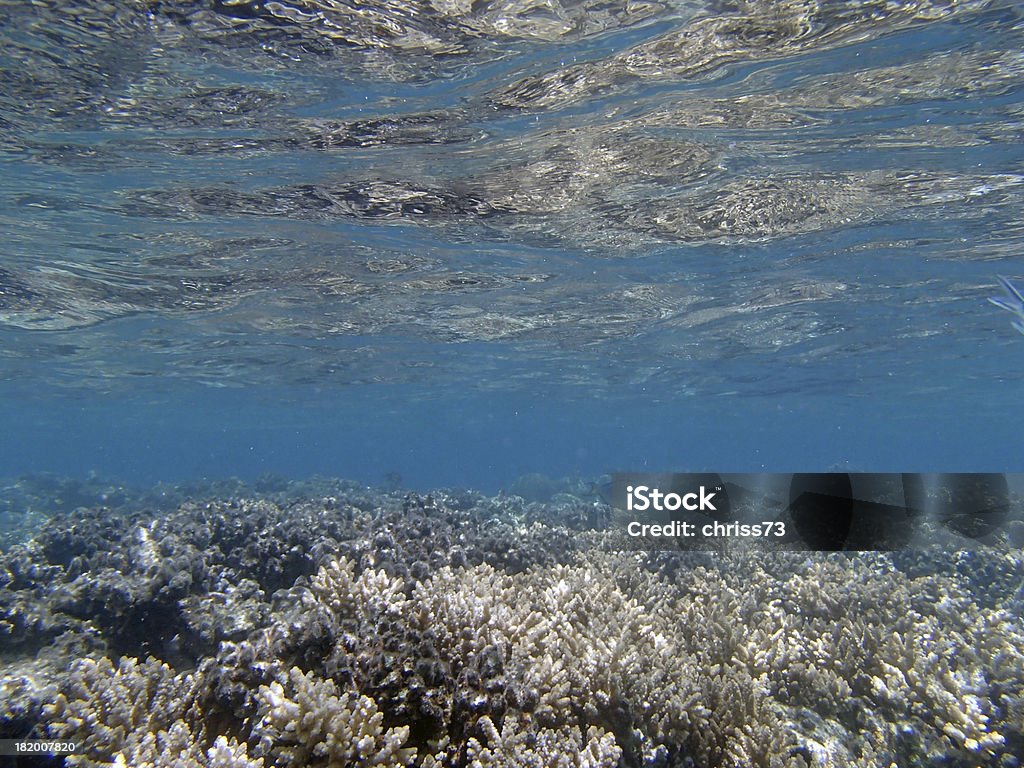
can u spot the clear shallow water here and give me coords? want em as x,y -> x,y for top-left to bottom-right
2,0 -> 1024,488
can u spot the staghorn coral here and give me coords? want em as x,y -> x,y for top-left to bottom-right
6,482 -> 1022,768
405,557 -> 803,767
457,713 -> 620,768
1,487 -> 585,664
739,556 -> 1023,764
41,654 -> 265,768
256,666 -> 416,767
43,656 -> 195,765
308,556 -> 408,626
171,544 -> 1024,768
110,722 -> 264,768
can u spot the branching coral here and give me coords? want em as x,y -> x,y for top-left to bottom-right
43,656 -> 195,766
18,486 -> 1024,768
110,722 -> 264,768
458,713 -> 620,768
42,655 -> 262,768
256,666 -> 416,767
398,559 -> 800,766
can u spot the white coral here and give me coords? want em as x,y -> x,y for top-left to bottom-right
257,666 -> 415,767
466,714 -> 621,768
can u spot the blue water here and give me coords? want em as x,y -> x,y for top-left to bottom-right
2,0 -> 1024,492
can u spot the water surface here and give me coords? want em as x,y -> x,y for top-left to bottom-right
2,0 -> 1023,485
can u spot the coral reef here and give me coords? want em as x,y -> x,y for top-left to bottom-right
456,714 -> 621,768
257,667 -> 415,767
1,479 -> 1023,767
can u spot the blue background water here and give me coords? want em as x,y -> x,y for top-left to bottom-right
3,378 -> 1022,492
2,1 -> 1024,493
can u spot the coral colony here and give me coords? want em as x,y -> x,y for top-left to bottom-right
1,481 -> 1022,767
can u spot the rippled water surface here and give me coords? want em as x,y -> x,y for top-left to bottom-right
2,0 -> 1024,482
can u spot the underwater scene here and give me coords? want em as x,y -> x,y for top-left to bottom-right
2,0 -> 1024,766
